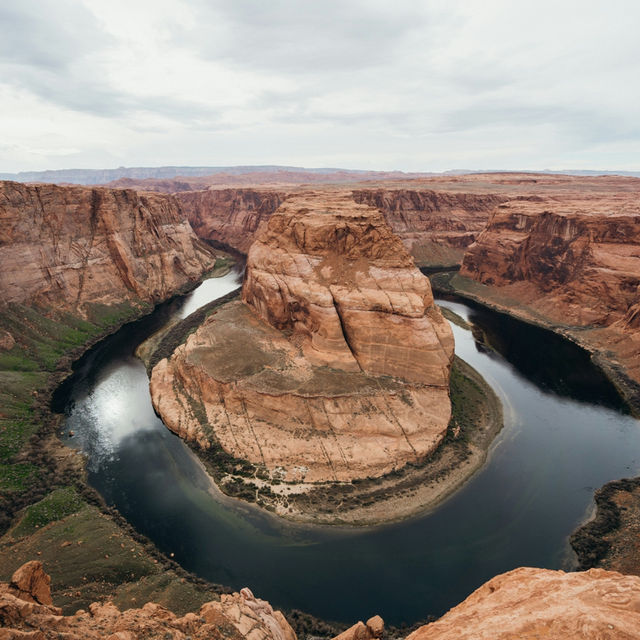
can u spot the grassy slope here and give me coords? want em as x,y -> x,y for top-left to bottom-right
0,264 -> 230,615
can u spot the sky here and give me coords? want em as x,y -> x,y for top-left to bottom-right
1,0 -> 639,173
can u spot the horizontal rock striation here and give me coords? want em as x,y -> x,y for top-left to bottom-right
407,567 -> 640,639
177,188 -> 287,254
150,192 -> 454,484
353,189 -> 504,266
0,181 -> 216,314
460,194 -> 640,386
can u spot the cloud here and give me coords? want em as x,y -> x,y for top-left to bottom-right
1,0 -> 640,171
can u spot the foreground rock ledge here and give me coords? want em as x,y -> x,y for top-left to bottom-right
0,561 -> 296,640
150,191 -> 454,484
408,567 -> 640,639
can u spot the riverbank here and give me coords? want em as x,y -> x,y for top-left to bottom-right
0,258 -> 236,615
430,271 -> 640,418
182,354 -> 503,527
430,270 -> 640,581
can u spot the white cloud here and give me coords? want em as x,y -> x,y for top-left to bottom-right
1,0 -> 639,172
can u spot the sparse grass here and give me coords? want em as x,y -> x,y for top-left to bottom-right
11,487 -> 85,538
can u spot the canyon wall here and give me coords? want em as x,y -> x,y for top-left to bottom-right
150,191 -> 454,486
177,188 -> 286,254
459,194 -> 640,385
0,181 -> 217,315
353,189 -> 504,266
176,186 -> 503,266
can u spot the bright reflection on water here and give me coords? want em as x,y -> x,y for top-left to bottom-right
58,279 -> 640,625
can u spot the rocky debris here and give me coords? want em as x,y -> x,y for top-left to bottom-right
407,567 -> 640,639
0,562 -> 295,640
0,329 -> 15,350
333,615 -> 385,640
177,188 -> 286,254
8,561 -> 53,606
0,181 -> 216,314
150,191 -> 454,484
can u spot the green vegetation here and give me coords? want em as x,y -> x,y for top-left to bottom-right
0,299 -> 143,528
11,487 -> 84,537
0,497 -> 221,614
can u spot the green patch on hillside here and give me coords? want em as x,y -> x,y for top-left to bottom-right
10,487 -> 85,538
0,497 -> 221,615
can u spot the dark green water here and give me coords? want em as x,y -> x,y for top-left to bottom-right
55,274 -> 640,625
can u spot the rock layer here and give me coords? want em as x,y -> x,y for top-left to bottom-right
0,181 -> 216,314
0,562 -> 296,640
407,567 -> 640,639
150,192 -> 454,484
177,189 -> 286,254
353,189 -> 504,266
460,194 -> 640,385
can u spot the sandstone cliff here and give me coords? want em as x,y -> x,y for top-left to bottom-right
0,181 -> 216,315
177,188 -> 287,254
150,192 -> 454,488
176,186 -> 503,267
407,567 -> 640,639
0,561 -> 296,640
353,189 -> 504,266
459,194 -> 640,386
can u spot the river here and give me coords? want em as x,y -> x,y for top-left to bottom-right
54,271 -> 640,625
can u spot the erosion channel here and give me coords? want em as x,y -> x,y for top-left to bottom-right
53,269 -> 640,626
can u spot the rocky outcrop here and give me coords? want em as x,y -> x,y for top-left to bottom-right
353,189 -> 504,266
177,189 -> 287,254
459,194 -> 640,386
0,181 -> 216,315
0,562 -> 296,640
461,197 -> 640,326
407,567 -> 640,639
150,192 -> 454,485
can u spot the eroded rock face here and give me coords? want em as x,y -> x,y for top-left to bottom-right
150,192 -> 454,484
0,562 -> 296,640
0,181 -> 216,314
177,188 -> 286,254
353,189 -> 504,266
406,567 -> 640,639
460,195 -> 640,385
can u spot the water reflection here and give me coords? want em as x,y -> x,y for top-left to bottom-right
57,279 -> 640,625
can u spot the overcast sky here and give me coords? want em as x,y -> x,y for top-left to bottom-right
1,0 -> 639,173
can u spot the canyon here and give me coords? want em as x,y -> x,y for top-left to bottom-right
149,191 -> 456,508
1,171 -> 640,637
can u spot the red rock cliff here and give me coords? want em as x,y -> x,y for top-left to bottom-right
0,181 -> 217,314
353,189 -> 504,266
459,194 -> 640,385
176,188 -> 286,254
0,561 -> 296,640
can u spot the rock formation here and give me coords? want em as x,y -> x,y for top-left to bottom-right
0,181 -> 216,315
353,189 -> 504,266
459,193 -> 640,386
177,188 -> 286,254
150,192 -> 454,485
177,186 -> 503,267
0,561 -> 296,640
406,567 -> 640,639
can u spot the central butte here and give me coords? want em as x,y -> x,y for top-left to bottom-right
150,191 -> 454,486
